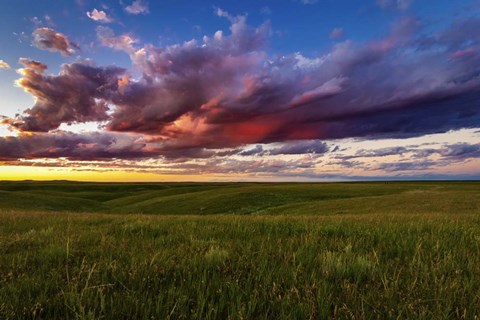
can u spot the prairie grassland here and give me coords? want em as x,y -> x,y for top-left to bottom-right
0,181 -> 479,319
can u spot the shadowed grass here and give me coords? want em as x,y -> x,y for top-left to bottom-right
0,181 -> 477,215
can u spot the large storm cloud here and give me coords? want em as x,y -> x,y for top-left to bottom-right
2,12 -> 480,161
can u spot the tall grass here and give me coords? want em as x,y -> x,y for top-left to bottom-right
1,210 -> 479,319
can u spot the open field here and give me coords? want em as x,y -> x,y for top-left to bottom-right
0,181 -> 479,319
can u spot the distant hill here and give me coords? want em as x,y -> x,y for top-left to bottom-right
0,181 -> 478,215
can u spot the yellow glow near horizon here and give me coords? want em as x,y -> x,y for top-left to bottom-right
0,166 -> 211,182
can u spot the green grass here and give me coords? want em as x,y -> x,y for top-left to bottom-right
0,181 -> 479,319
0,180 -> 476,215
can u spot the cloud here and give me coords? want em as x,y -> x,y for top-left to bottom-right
4,13 -> 480,162
338,147 -> 408,159
238,141 -> 328,156
33,28 -> 78,56
0,131 -> 153,161
124,0 -> 149,15
30,15 -> 55,27
334,143 -> 480,163
171,158 -> 317,175
260,6 -> 272,15
439,143 -> 480,159
6,59 -> 125,132
0,60 -> 10,70
413,143 -> 480,160
377,160 -> 436,172
329,27 -> 344,39
18,58 -> 47,72
239,145 -> 263,156
289,77 -> 347,108
87,9 -> 113,23
268,141 -> 329,155
96,26 -> 137,53
376,0 -> 412,10
44,15 -> 55,26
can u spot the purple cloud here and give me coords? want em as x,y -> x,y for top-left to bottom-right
413,143 -> 480,160
6,60 -> 125,132
439,143 -> 480,159
268,141 -> 329,155
0,131 -> 151,161
33,27 -> 78,56
2,13 -> 480,162
377,161 -> 436,172
18,58 -> 47,72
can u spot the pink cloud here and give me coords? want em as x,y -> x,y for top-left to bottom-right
86,8 -> 113,23
33,27 -> 78,56
3,14 -> 480,161
450,48 -> 477,60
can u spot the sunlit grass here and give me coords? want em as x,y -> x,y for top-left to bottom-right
0,181 -> 479,319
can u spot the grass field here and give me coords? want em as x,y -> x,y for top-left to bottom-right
0,181 -> 479,319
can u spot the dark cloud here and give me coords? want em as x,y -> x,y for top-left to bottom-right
337,147 -> 408,160
94,15 -> 480,145
3,13 -> 480,162
278,172 -> 480,181
327,159 -> 365,169
0,132 -> 318,175
0,132 -> 152,161
5,60 -> 126,132
268,140 -> 329,155
33,27 -> 78,56
18,58 -> 47,72
337,143 -> 480,163
173,158 -> 317,175
237,141 -> 328,156
413,143 -> 480,160
440,143 -> 480,159
239,145 -> 263,156
377,161 -> 437,172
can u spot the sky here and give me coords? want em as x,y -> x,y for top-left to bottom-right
0,0 -> 480,181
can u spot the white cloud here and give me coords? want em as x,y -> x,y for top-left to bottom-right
86,8 -> 113,23
294,52 -> 326,70
124,0 -> 149,15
